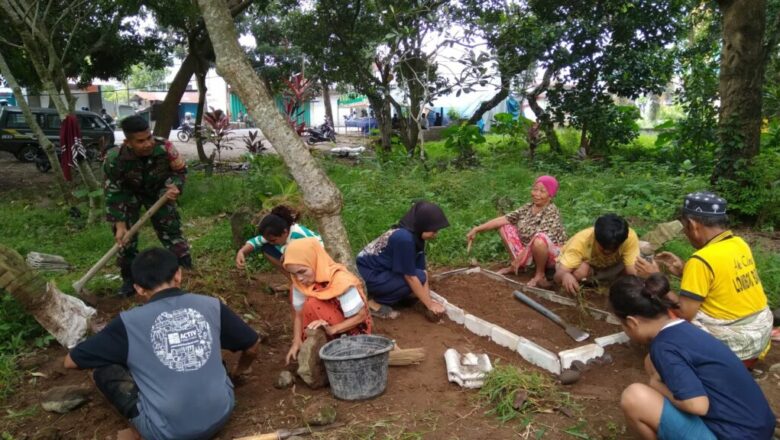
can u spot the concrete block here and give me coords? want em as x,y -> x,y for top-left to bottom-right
490,325 -> 522,350
595,332 -> 629,348
445,303 -> 465,325
558,344 -> 605,370
429,290 -> 448,306
516,337 -> 561,375
464,314 -> 493,337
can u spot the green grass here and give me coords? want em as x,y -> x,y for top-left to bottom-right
479,363 -> 575,424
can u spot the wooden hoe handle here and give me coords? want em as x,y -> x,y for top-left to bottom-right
72,194 -> 170,294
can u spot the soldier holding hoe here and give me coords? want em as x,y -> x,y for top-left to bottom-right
105,115 -> 192,296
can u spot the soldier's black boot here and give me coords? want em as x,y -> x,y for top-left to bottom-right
117,263 -> 135,297
178,255 -> 193,270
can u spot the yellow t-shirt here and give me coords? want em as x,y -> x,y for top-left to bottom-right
557,227 -> 640,270
680,230 -> 767,320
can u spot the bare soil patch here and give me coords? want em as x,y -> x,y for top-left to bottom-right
3,268 -> 780,440
433,272 -> 620,352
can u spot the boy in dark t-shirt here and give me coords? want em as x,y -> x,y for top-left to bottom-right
64,248 -> 260,440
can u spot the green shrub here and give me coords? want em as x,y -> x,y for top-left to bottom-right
443,123 -> 485,167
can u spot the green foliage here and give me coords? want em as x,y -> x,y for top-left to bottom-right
655,7 -> 720,170
492,113 -> 533,153
443,123 -> 485,166
127,63 -> 168,91
714,149 -> 780,228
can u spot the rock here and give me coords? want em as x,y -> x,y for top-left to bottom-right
512,390 -> 528,410
570,360 -> 587,372
32,427 -> 61,440
229,209 -> 253,251
302,401 -> 337,426
558,406 -> 575,418
17,353 -> 49,370
768,363 -> 780,374
41,385 -> 91,414
598,353 -> 613,365
297,328 -> 329,389
275,371 -> 295,389
559,369 -> 581,385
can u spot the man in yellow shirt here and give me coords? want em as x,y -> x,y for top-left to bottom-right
554,214 -> 640,295
637,191 -> 772,367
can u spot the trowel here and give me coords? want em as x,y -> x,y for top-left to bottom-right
513,290 -> 589,342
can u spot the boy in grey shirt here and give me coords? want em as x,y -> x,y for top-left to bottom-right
65,248 -> 260,440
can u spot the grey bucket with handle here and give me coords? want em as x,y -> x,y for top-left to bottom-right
319,334 -> 394,400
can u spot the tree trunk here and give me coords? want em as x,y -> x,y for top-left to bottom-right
0,245 -> 96,349
198,0 -> 354,266
713,0 -> 767,183
367,94 -> 393,151
526,94 -> 560,153
0,52 -> 75,206
152,54 -> 199,139
321,79 -> 334,125
526,67 -> 561,153
467,73 -> 511,125
194,67 -> 212,164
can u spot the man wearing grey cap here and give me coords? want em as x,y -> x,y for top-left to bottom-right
637,191 -> 773,368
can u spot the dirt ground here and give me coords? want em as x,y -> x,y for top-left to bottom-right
433,272 -> 620,352
3,268 -> 780,440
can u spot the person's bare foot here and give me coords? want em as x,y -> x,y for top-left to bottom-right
496,266 -> 513,275
527,274 -> 552,289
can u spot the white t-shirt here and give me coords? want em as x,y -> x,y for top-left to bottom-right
292,286 -> 364,317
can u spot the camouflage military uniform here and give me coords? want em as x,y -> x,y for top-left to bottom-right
103,138 -> 190,275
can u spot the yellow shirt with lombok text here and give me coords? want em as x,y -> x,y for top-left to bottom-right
557,227 -> 639,270
679,231 -> 767,321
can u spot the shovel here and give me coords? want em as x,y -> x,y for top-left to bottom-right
513,290 -> 589,342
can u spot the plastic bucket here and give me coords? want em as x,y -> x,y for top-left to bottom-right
319,335 -> 394,400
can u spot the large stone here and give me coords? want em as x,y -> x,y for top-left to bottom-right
41,385 -> 91,414
301,401 -> 337,426
32,427 -> 61,440
297,328 -> 329,389
559,369 -> 581,385
275,371 -> 295,389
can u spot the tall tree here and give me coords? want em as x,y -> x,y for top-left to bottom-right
197,0 -> 354,265
712,0 -> 768,182
0,0 -> 162,221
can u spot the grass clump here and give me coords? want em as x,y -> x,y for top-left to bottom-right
479,363 -> 574,424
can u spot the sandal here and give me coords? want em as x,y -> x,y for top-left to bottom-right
370,304 -> 400,320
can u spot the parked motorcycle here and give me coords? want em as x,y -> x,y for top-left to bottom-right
305,119 -> 336,145
177,122 -> 196,142
34,144 -> 96,173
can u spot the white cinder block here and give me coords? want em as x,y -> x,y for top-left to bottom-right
595,332 -> 629,347
516,337 -> 561,375
429,290 -> 448,306
490,325 -> 521,350
445,303 -> 465,324
464,314 -> 493,337
558,344 -> 605,369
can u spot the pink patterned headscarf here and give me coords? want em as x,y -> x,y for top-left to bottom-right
534,175 -> 559,198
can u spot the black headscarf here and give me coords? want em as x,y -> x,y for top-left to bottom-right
396,201 -> 450,251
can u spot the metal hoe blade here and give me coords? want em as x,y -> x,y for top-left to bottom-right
565,326 -> 590,342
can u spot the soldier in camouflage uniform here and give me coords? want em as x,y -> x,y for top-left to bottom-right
104,115 -> 191,296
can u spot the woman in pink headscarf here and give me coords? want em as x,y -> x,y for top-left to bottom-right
466,175 -> 567,287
